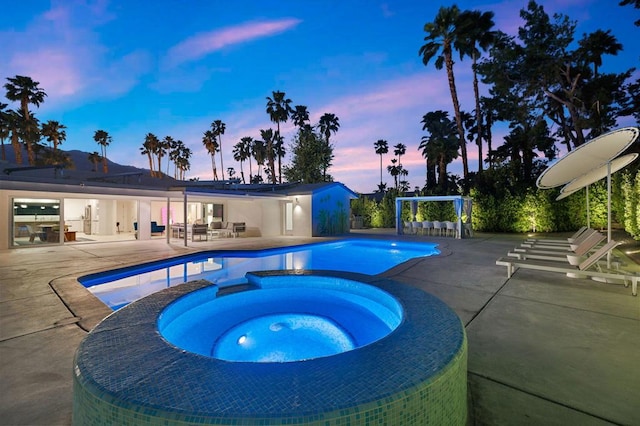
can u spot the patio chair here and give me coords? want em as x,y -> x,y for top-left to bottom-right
445,221 -> 457,238
512,231 -> 606,260
524,226 -> 589,244
432,221 -> 445,236
521,228 -> 599,251
421,221 -> 433,236
496,240 -> 638,296
523,227 -> 596,247
411,221 -> 422,235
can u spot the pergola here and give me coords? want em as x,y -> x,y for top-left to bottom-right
395,195 -> 473,239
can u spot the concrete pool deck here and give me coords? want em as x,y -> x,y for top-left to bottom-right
1,230 -> 638,425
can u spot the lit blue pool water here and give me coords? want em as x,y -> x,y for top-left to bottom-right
80,239 -> 439,310
158,275 -> 404,362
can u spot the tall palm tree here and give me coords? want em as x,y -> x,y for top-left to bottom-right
176,145 -> 192,180
155,136 -> 173,178
87,152 -> 101,172
0,102 -> 8,161
6,110 -> 22,164
202,130 -> 219,180
252,139 -> 266,183
4,76 -> 47,165
292,105 -> 310,129
419,110 -> 459,190
233,138 -> 250,184
41,120 -> 66,154
266,90 -> 293,184
141,133 -> 159,177
456,9 -> 495,173
374,139 -> 389,189
318,113 -> 340,180
168,139 -> 184,178
393,143 -> 406,166
211,120 -> 226,180
387,158 -> 401,190
578,29 -> 623,76
259,128 -> 275,183
274,133 -> 286,183
93,130 -> 111,173
419,5 -> 469,180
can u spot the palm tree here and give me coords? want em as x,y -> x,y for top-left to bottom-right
259,128 -> 275,183
274,133 -> 286,183
252,138 -> 266,183
292,105 -> 310,129
6,110 -> 22,164
578,29 -> 623,76
211,120 -> 226,180
87,152 -> 101,172
202,130 -> 219,180
318,113 -> 340,180
393,143 -> 406,166
419,110 -> 459,190
167,139 -> 182,178
374,139 -> 389,189
266,90 -> 293,183
0,102 -> 8,161
176,145 -> 192,180
419,5 -> 469,180
4,76 -> 47,165
41,120 -> 66,154
387,158 -> 401,190
93,130 -> 111,173
233,137 -> 251,183
141,133 -> 159,177
456,9 -> 495,173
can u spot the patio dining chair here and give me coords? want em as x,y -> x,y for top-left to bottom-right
421,221 -> 433,236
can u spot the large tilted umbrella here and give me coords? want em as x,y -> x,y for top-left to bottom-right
536,127 -> 639,267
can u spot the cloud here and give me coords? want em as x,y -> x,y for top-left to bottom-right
165,18 -> 303,67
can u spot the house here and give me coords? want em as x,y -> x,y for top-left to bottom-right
0,161 -> 359,249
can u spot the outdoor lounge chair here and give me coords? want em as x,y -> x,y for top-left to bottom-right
524,226 -> 589,244
521,228 -> 599,251
513,231 -> 606,259
496,240 -> 638,296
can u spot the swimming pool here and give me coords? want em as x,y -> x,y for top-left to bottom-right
79,239 -> 439,309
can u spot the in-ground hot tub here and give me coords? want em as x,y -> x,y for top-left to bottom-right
73,272 -> 467,425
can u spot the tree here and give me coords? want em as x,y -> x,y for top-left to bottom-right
393,143 -> 406,166
6,110 -> 22,164
202,130 -> 219,180
419,110 -> 459,191
175,145 -> 192,180
41,120 -> 66,154
456,9 -> 496,173
266,90 -> 293,183
251,138 -> 266,183
318,113 -> 340,180
168,139 -> 184,178
283,128 -> 332,184
141,133 -> 159,177
374,139 -> 389,189
0,102 -> 8,161
4,75 -> 47,165
387,158 -> 401,190
87,152 -> 101,172
292,105 -> 310,128
93,130 -> 111,173
234,136 -> 253,183
155,136 -> 173,178
419,5 -> 469,180
211,120 -> 226,180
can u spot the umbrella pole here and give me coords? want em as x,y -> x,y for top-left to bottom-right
607,161 -> 612,268
586,185 -> 590,229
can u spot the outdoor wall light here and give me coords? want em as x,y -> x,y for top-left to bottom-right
20,204 -> 27,208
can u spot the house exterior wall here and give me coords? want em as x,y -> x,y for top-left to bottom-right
293,195 -> 312,237
311,188 -> 351,236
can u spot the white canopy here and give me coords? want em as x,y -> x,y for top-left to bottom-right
536,127 -> 638,189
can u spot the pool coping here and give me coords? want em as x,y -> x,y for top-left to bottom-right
73,270 -> 466,421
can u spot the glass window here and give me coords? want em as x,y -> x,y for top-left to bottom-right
12,198 -> 62,246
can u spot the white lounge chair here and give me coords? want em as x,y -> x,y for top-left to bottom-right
496,240 -> 638,296
513,231 -> 606,259
525,226 -> 589,244
445,221 -> 457,237
411,221 -> 423,235
432,221 -> 445,236
521,228 -> 599,251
